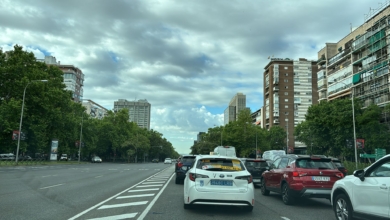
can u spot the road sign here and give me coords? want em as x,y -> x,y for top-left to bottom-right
359,153 -> 376,158
375,148 -> 386,160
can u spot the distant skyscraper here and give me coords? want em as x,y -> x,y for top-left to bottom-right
114,99 -> 151,130
224,93 -> 246,125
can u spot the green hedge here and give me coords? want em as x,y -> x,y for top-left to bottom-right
343,160 -> 371,175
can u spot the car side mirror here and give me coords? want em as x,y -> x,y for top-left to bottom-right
353,169 -> 365,181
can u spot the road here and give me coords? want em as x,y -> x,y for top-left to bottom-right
0,163 -> 335,220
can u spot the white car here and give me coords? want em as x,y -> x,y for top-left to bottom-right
331,154 -> 390,220
164,158 -> 172,164
183,155 -> 254,212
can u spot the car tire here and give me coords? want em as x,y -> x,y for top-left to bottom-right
333,194 -> 353,220
175,178 -> 180,184
282,183 -> 295,205
260,178 -> 270,196
183,203 -> 191,209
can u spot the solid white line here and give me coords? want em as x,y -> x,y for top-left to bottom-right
138,173 -> 175,220
128,188 -> 159,193
39,183 -> 64,190
68,167 -> 171,220
98,201 -> 148,209
116,194 -> 154,199
141,182 -> 165,184
281,217 -> 291,220
136,185 -> 163,188
87,213 -> 138,220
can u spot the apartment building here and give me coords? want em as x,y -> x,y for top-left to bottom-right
82,99 -> 108,119
263,58 -> 318,153
114,99 -> 151,130
318,3 -> 390,109
251,108 -> 263,127
224,93 -> 247,125
38,56 -> 84,102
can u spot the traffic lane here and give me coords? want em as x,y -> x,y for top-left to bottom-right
144,177 -> 283,220
0,163 -> 170,220
254,188 -> 335,220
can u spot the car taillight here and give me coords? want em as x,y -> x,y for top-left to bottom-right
189,173 -> 209,181
292,171 -> 307,177
335,173 -> 344,178
235,175 -> 252,184
178,162 -> 183,168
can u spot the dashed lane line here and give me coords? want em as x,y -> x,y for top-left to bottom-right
97,201 -> 148,210
39,183 -> 64,190
116,194 -> 155,199
95,175 -> 103,178
86,213 -> 138,220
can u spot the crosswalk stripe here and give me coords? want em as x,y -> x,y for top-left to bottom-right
128,188 -> 159,192
87,212 -> 138,220
136,184 -> 163,188
116,194 -> 154,199
142,182 -> 165,184
98,201 -> 148,210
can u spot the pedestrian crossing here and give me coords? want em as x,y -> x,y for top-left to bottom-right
69,166 -> 175,220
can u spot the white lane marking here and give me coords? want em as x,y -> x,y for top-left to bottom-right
87,213 -> 138,220
116,194 -> 155,199
108,169 -> 118,170
95,175 -> 103,178
147,178 -> 167,181
39,183 -> 64,190
98,201 -> 148,209
281,217 -> 291,220
138,173 -> 175,220
136,184 -> 163,188
42,174 -> 58,178
141,182 -> 165,184
68,166 -> 172,220
128,188 -> 159,193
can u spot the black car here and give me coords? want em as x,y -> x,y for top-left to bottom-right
329,157 -> 347,177
240,158 -> 269,187
152,159 -> 159,163
175,155 -> 196,184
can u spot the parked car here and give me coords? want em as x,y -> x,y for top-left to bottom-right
183,155 -> 254,211
164,158 -> 172,164
240,158 -> 269,187
18,155 -> 32,161
261,155 -> 344,205
331,154 -> 390,220
329,157 -> 348,177
152,159 -> 159,163
91,156 -> 102,163
262,150 -> 286,162
59,154 -> 68,161
0,153 -> 15,161
175,155 -> 196,184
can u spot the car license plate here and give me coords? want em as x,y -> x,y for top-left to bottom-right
253,179 -> 260,183
312,176 -> 330,181
210,180 -> 233,186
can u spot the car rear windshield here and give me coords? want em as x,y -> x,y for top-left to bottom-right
296,158 -> 336,169
181,156 -> 196,163
245,161 -> 268,169
196,158 -> 245,171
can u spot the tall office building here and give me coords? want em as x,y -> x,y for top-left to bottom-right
263,58 -> 318,153
317,3 -> 390,109
114,99 -> 151,130
224,93 -> 246,125
38,56 -> 84,102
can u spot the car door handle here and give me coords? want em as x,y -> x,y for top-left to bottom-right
380,185 -> 388,189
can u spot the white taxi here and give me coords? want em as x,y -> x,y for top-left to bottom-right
183,155 -> 254,212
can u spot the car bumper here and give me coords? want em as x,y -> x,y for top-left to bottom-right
184,185 -> 254,207
176,172 -> 187,180
289,187 -> 332,199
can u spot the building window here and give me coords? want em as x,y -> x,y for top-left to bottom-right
285,73 -> 288,76
285,105 -> 288,108
294,92 -> 300,95
285,112 -> 289,115
308,99 -> 312,102
285,86 -> 288,89
284,92 -> 288,95
284,67 -> 288,70
284,79 -> 288,82
285,99 -> 288,102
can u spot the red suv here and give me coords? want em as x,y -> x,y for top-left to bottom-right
260,155 -> 344,205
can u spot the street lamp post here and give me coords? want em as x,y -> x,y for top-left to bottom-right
16,80 -> 48,163
285,118 -> 289,154
336,80 -> 358,170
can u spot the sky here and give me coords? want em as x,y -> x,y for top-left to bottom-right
0,0 -> 380,154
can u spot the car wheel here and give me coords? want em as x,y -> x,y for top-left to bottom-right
183,203 -> 191,209
175,178 -> 180,184
282,183 -> 295,205
333,194 -> 353,220
260,178 -> 270,196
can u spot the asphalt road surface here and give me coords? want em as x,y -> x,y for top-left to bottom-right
0,163 -> 335,220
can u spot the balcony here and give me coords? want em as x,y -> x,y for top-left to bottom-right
273,119 -> 280,124
273,86 -> 279,91
273,79 -> 279,85
317,56 -> 326,65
